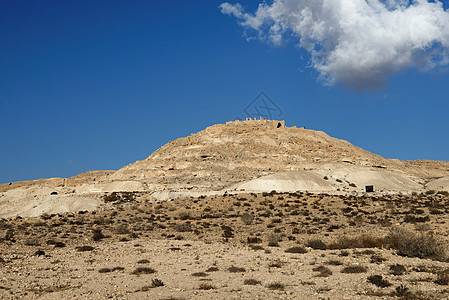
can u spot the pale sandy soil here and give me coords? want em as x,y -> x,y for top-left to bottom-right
1,192 -> 449,299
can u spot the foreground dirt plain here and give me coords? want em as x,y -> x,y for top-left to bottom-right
1,191 -> 449,299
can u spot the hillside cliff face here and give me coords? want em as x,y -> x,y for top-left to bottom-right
111,119 -> 449,193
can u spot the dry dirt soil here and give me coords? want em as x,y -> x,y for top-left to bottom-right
1,191 -> 449,299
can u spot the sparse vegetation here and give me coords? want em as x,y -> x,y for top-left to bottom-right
306,239 -> 327,250
267,234 -> 281,247
312,265 -> 332,277
75,245 -> 95,252
367,275 -> 391,288
228,266 -> 246,273
341,265 -> 367,274
244,278 -> 261,285
434,271 -> 449,285
198,283 -> 215,290
191,272 -> 208,277
131,267 -> 156,275
240,213 -> 254,225
390,264 -> 406,276
285,246 -> 307,253
385,227 -> 446,260
267,282 -> 285,290
3,190 -> 449,298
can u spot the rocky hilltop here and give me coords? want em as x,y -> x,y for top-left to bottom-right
1,119 -> 449,217
112,119 -> 449,191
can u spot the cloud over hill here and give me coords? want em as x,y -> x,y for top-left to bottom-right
221,0 -> 449,90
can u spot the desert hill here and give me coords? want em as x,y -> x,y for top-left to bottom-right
1,119 -> 449,217
111,119 -> 449,196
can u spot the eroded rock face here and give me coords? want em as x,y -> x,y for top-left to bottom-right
111,119 -> 449,194
1,119 -> 449,217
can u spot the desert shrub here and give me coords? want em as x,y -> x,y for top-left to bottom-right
150,278 -> 164,287
131,267 -> 156,275
114,224 -> 130,234
271,218 -> 282,224
222,225 -> 234,241
370,254 -> 386,263
198,283 -> 215,290
325,259 -> 343,266
173,223 -> 192,232
394,284 -> 410,297
92,228 -> 105,241
228,266 -> 246,273
403,215 -> 430,223
103,193 -> 119,203
341,265 -> 367,274
33,250 -> 45,256
206,266 -> 219,272
98,267 -> 124,273
384,227 -> 445,260
367,275 -> 391,288
3,229 -> 14,241
137,259 -> 150,264
240,213 -> 254,225
312,265 -> 332,277
330,235 -> 383,249
390,264 -> 406,276
99,268 -> 112,273
178,211 -> 191,220
140,278 -> 165,291
435,270 -> 449,285
268,260 -> 283,268
285,246 -> 307,254
24,238 -> 40,246
75,245 -> 95,252
249,245 -> 264,251
244,278 -> 261,285
267,234 -> 281,247
191,272 -> 208,277
247,237 -> 262,244
267,282 -> 285,290
93,216 -> 112,225
306,239 -> 327,250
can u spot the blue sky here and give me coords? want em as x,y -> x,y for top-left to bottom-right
1,0 -> 449,184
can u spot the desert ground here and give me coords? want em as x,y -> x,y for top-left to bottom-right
1,191 -> 449,299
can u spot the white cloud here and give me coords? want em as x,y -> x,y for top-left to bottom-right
220,0 -> 449,90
